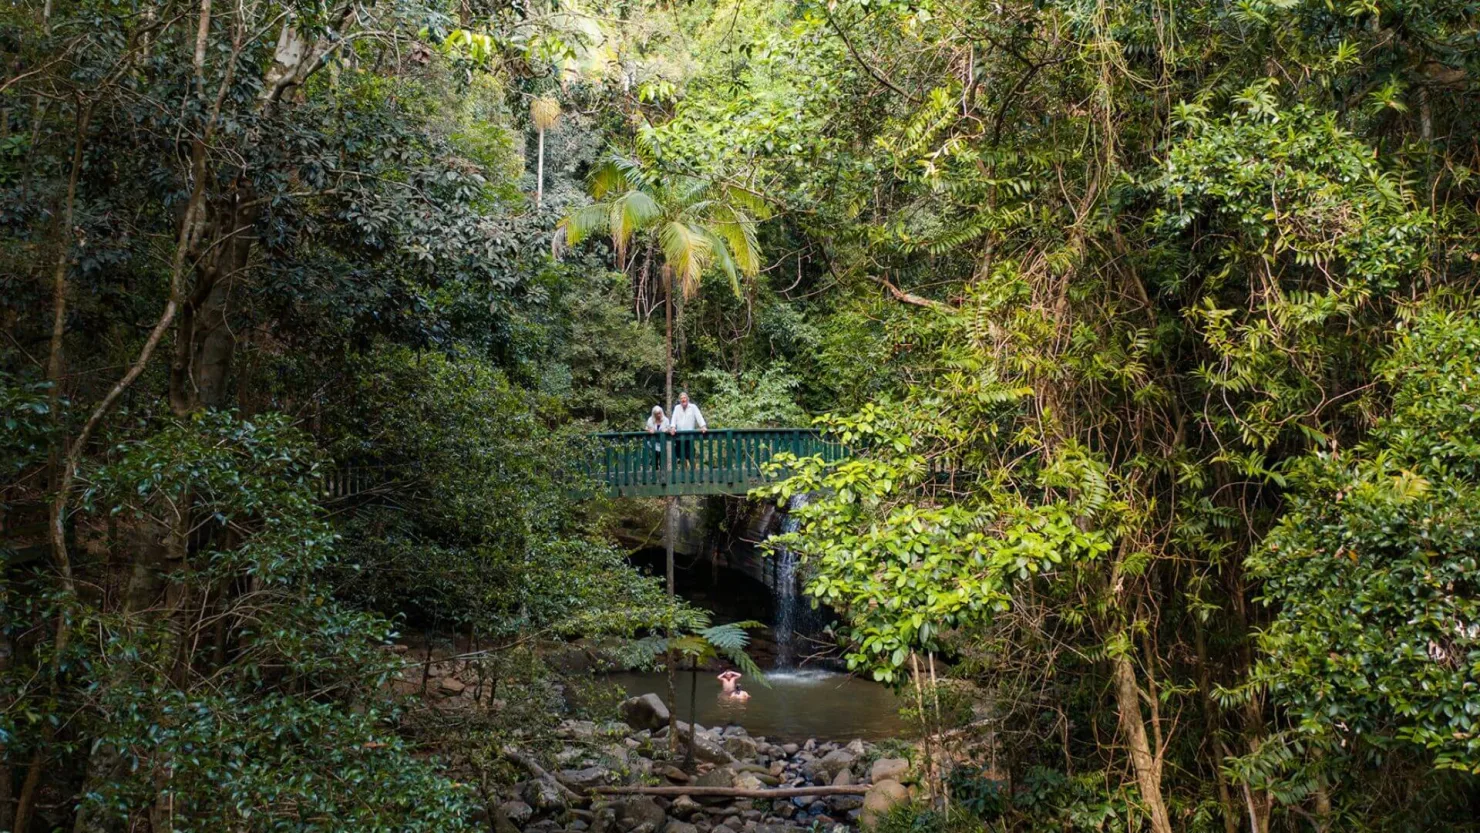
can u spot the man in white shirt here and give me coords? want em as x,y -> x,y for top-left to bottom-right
669,392 -> 707,433
668,392 -> 707,466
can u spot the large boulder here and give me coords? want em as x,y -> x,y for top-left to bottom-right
861,780 -> 909,829
621,693 -> 671,732
804,748 -> 855,782
870,758 -> 910,784
618,797 -> 668,833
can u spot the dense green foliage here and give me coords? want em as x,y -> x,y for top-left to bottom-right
8,0 -> 1480,830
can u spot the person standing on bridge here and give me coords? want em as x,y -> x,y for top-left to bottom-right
668,391 -> 707,466
646,405 -> 671,469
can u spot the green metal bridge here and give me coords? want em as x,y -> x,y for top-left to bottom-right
589,428 -> 846,497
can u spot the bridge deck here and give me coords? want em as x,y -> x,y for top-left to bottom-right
590,428 -> 843,497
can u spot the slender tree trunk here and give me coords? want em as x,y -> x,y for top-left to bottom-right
683,657 -> 698,770
663,264 -> 679,751
665,267 -> 673,413
665,493 -> 678,753
1113,655 -> 1173,833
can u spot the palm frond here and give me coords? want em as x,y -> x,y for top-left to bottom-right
610,190 -> 661,263
709,206 -> 763,277
699,227 -> 742,297
588,159 -> 631,200
660,221 -> 713,299
721,185 -> 775,221
561,203 -> 612,248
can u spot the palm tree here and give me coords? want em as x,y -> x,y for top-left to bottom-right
530,97 -> 560,209
558,153 -> 770,751
557,152 -> 770,411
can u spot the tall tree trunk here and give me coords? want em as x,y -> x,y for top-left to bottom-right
1113,655 -> 1173,833
665,493 -> 678,754
665,266 -> 673,413
664,267 -> 677,752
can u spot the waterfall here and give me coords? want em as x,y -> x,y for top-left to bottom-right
772,493 -> 810,668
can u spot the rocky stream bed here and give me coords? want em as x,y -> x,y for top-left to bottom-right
494,692 -> 914,833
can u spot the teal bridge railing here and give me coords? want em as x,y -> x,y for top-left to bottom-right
589,428 -> 846,497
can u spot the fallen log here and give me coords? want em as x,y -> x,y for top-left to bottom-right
588,785 -> 871,798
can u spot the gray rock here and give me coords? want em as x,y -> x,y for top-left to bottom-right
493,804 -> 522,833
828,796 -> 864,812
528,821 -> 561,833
870,757 -> 910,784
832,769 -> 853,786
722,734 -> 759,759
862,780 -> 909,829
500,800 -> 534,826
618,797 -> 668,833
804,748 -> 855,782
591,806 -> 619,833
562,720 -> 599,739
659,765 -> 692,783
438,676 -> 466,695
521,777 -> 568,814
665,822 -> 700,833
780,744 -> 799,756
621,693 -> 672,732
670,795 -> 703,820
694,766 -> 737,788
559,766 -> 611,789
734,772 -> 766,792
845,739 -> 866,756
678,724 -> 737,765
570,822 -> 591,832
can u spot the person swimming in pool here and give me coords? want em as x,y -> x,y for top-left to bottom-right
717,670 -> 750,701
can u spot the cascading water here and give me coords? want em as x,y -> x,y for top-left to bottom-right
772,493 -> 810,668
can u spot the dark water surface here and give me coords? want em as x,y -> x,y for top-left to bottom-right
609,669 -> 908,742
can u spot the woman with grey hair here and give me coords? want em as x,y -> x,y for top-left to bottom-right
646,406 -> 670,469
